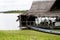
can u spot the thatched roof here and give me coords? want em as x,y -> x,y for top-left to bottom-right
20,0 -> 60,17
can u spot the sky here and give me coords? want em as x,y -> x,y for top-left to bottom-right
0,0 -> 33,11
0,0 -> 55,11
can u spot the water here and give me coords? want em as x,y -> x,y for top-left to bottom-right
0,13 -> 20,30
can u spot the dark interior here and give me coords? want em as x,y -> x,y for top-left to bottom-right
50,0 -> 60,11
21,15 -> 28,26
27,15 -> 37,25
55,16 -> 60,22
21,15 -> 37,26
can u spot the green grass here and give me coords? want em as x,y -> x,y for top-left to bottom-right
0,30 -> 60,40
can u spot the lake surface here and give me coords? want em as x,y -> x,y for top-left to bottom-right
0,13 -> 20,30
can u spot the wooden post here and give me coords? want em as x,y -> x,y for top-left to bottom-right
19,15 -> 22,30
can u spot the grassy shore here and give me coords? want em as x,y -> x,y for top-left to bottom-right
0,30 -> 60,40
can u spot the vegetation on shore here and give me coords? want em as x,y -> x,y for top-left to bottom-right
0,30 -> 60,40
0,10 -> 28,13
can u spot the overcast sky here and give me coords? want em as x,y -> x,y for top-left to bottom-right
0,0 -> 33,11
0,0 -> 55,11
